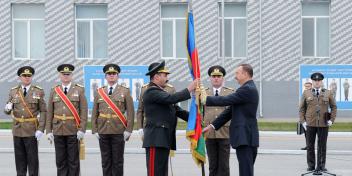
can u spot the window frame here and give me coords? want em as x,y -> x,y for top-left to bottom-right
218,3 -> 248,60
160,3 -> 188,60
12,4 -> 45,60
75,4 -> 108,60
301,2 -> 331,59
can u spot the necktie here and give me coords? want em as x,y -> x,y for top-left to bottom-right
316,89 -> 319,96
23,87 -> 27,97
64,87 -> 68,95
109,87 -> 113,95
215,90 -> 219,96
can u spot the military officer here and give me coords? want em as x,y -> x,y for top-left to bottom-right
142,60 -> 198,176
136,82 -> 176,140
299,72 -> 337,172
91,64 -> 135,176
204,65 -> 234,176
46,64 -> 88,176
4,66 -> 46,176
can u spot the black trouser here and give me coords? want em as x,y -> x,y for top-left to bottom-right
99,134 -> 125,176
13,136 -> 39,176
235,145 -> 257,176
146,147 -> 169,176
206,138 -> 230,176
306,126 -> 329,170
54,135 -> 80,176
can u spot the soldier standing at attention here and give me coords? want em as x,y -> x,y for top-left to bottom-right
4,66 -> 47,176
299,72 -> 337,172
204,65 -> 234,176
91,64 -> 134,176
46,64 -> 88,176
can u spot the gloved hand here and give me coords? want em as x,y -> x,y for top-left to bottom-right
95,133 -> 100,140
123,131 -> 131,141
77,131 -> 85,140
302,122 -> 307,131
137,129 -> 144,140
327,120 -> 333,127
35,130 -> 44,141
4,102 -> 13,112
47,133 -> 54,144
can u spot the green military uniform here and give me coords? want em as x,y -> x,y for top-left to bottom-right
136,83 -> 176,130
4,66 -> 46,176
46,64 -> 88,176
91,64 -> 135,176
299,72 -> 337,172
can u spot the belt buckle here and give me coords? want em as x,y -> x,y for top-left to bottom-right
19,117 -> 25,123
63,114 -> 66,123
107,114 -> 111,119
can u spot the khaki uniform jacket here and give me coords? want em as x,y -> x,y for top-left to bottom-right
46,83 -> 88,135
91,85 -> 134,134
5,85 -> 47,137
136,83 -> 175,129
204,86 -> 234,139
299,89 -> 337,127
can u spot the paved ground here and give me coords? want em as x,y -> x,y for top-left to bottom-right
0,130 -> 351,176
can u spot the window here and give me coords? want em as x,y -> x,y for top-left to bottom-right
302,2 -> 330,58
12,4 -> 45,60
219,3 -> 247,58
76,4 -> 108,59
160,4 -> 188,59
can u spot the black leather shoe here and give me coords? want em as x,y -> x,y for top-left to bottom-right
307,167 -> 315,171
301,146 -> 307,150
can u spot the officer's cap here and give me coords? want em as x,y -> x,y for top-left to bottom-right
103,64 -> 120,74
146,60 -> 170,76
208,65 -> 226,76
57,64 -> 75,73
311,72 -> 324,81
17,66 -> 35,76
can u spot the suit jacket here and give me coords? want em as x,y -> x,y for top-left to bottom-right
91,85 -> 135,134
136,83 -> 175,129
299,88 -> 337,127
46,83 -> 88,135
206,80 -> 259,149
204,86 -> 234,139
142,82 -> 190,150
5,85 -> 47,137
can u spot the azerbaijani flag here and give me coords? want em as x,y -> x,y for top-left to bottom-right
186,1 -> 206,166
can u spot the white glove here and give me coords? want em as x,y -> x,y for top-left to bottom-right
302,122 -> 307,131
95,133 -> 100,140
77,131 -> 85,140
35,130 -> 44,141
4,102 -> 13,112
123,131 -> 131,141
327,120 -> 333,127
47,133 -> 54,144
137,129 -> 144,140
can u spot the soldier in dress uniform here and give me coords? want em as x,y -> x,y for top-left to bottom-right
204,65 -> 234,176
46,64 -> 88,176
91,64 -> 135,176
142,60 -> 198,176
4,66 -> 46,176
299,72 -> 337,172
136,82 -> 175,140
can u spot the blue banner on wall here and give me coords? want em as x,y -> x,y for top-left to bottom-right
300,64 -> 352,110
83,65 -> 149,111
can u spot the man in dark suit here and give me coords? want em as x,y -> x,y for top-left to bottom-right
142,60 -> 198,176
203,64 -> 259,176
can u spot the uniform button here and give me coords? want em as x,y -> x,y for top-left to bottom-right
107,120 -> 110,123
215,108 -> 218,111
63,107 -> 65,109
21,115 -> 24,118
215,116 -> 218,118
22,109 -> 25,111
108,107 -> 111,109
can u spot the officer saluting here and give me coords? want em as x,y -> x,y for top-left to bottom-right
204,65 -> 234,176
142,61 -> 198,176
46,64 -> 88,176
299,72 -> 337,172
91,64 -> 134,176
4,66 -> 47,176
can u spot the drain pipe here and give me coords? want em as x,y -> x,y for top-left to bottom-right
259,0 -> 263,118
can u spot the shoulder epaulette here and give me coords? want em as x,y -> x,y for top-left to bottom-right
11,85 -> 20,90
142,83 -> 149,88
223,86 -> 234,91
75,84 -> 84,88
33,85 -> 43,90
205,87 -> 210,90
121,85 -> 129,89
